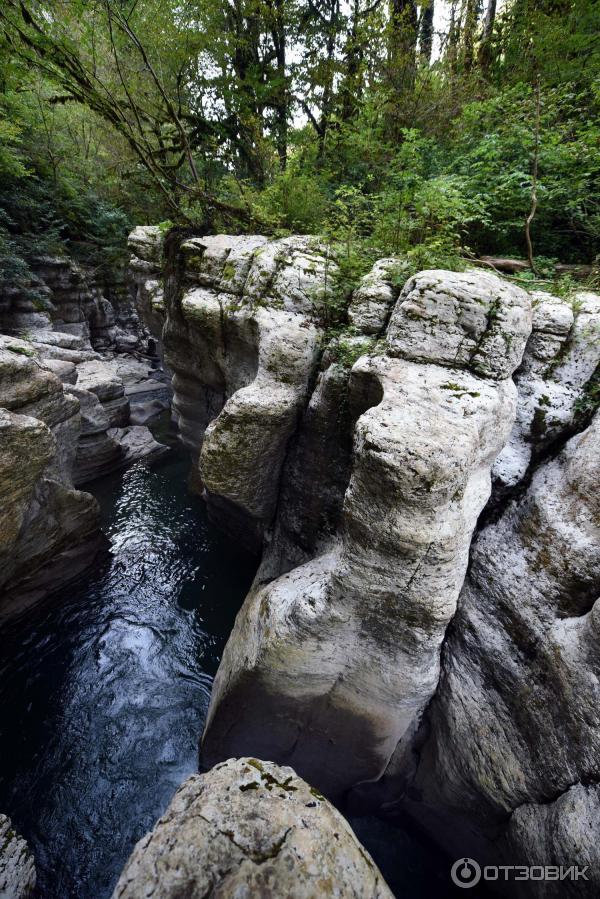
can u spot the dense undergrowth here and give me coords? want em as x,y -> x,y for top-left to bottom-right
1,0 -> 598,304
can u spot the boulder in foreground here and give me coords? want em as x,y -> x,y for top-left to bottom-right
112,758 -> 393,899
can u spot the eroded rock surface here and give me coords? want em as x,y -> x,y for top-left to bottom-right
493,290 -> 600,493
112,758 -> 393,899
128,230 -> 334,550
387,268 -> 531,379
392,413 -> 600,896
130,246 -> 534,797
0,254 -> 144,353
0,814 -> 36,899
201,269 -> 531,798
0,336 -> 100,614
0,248 -> 170,611
128,228 -> 600,895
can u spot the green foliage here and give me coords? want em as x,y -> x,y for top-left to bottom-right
0,173 -> 131,279
1,0 -> 599,281
326,333 -> 376,369
307,246 -> 357,330
0,118 -> 28,180
247,169 -> 330,235
0,59 -> 133,294
0,209 -> 46,305
6,343 -> 35,356
574,372 -> 600,415
449,82 -> 600,259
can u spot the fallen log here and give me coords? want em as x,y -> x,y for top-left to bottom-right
554,262 -> 597,278
473,256 -> 597,279
477,256 -> 530,273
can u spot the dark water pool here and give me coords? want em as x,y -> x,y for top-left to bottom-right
0,432 -> 484,899
0,438 -> 257,897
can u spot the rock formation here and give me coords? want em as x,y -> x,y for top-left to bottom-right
0,814 -> 36,898
389,411 -> 600,897
201,267 -> 532,798
112,757 -> 393,899
0,248 -> 171,614
0,254 -> 144,353
127,226 -> 600,895
0,334 -> 100,616
492,290 -> 600,496
127,225 -> 166,343
128,229 -> 334,551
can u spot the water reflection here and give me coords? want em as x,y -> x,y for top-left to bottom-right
0,447 -> 257,898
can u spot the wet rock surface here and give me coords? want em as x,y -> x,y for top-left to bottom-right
112,758 -> 393,899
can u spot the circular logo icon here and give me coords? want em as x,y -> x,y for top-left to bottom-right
451,858 -> 482,889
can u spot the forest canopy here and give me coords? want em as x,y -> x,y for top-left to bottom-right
0,0 -> 599,293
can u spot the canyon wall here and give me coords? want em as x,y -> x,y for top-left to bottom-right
128,226 -> 600,893
0,334 -> 100,615
0,254 -> 143,352
393,412 -> 600,897
202,268 -> 530,798
0,252 -> 170,616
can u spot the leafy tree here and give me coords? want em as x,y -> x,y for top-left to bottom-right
0,0 -> 598,281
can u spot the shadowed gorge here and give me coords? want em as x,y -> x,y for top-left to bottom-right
0,440 -> 258,897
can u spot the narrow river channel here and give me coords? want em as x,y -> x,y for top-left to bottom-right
0,427 -> 478,898
0,432 -> 256,897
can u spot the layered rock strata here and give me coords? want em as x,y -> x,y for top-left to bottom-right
0,254 -> 144,353
112,757 -> 393,899
128,229 -> 335,551
0,251 -> 170,611
0,335 -> 100,616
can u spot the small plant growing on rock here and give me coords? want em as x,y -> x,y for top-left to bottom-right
7,343 -> 35,356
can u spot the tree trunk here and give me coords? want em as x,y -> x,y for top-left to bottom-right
386,0 -> 418,137
389,0 -> 418,89
474,257 -> 596,280
419,0 -> 434,66
268,0 -> 288,171
227,0 -> 267,185
446,0 -> 460,74
462,0 -> 482,73
525,75 -> 541,273
316,0 -> 341,162
478,0 -> 497,69
340,0 -> 363,122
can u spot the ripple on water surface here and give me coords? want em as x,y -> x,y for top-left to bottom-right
0,447 -> 257,899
